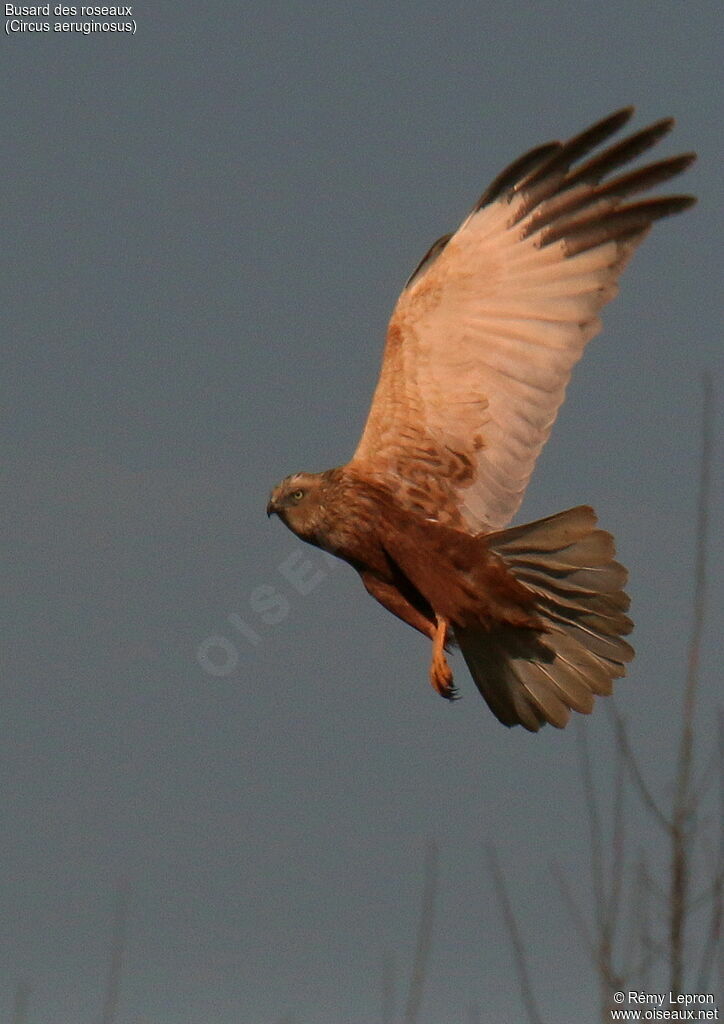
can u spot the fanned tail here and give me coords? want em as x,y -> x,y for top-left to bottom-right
456,505 -> 633,731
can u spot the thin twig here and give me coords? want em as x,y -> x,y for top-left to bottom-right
577,723 -> 627,1018
631,855 -> 652,988
577,725 -> 606,940
610,706 -> 670,831
12,982 -> 30,1024
696,709 -> 724,992
606,741 -> 627,964
621,857 -> 640,972
488,845 -> 545,1024
381,951 -> 396,1024
403,840 -> 439,1024
98,879 -> 130,1024
551,861 -> 595,959
675,373 -> 713,811
670,374 -> 714,997
688,735 -> 722,809
686,870 -> 724,913
631,855 -> 670,981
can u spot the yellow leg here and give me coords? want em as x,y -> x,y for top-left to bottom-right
429,616 -> 457,701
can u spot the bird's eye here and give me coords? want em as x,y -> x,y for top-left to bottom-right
291,489 -> 305,502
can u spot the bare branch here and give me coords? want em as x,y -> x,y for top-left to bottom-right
696,709 -> 724,992
12,982 -> 30,1024
621,855 -> 641,972
551,860 -> 595,959
403,839 -> 439,1024
670,374 -> 715,997
488,845 -> 545,1024
605,741 -> 627,956
675,373 -> 714,811
632,855 -> 656,988
687,870 -> 724,913
575,723 -> 628,1016
638,859 -> 654,990
577,724 -> 607,939
98,879 -> 130,1024
610,705 -> 670,830
689,736 -> 723,809
380,951 -> 396,1024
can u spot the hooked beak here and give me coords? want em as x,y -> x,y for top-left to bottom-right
266,497 -> 277,518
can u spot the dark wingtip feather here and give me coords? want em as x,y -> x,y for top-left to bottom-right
475,141 -> 561,209
523,107 -> 637,189
541,194 -> 697,254
666,193 -> 697,212
677,152 -> 698,172
612,104 -> 636,122
563,118 -> 678,190
640,152 -> 697,181
523,153 -> 697,238
407,109 -> 695,292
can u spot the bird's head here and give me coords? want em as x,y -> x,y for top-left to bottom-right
266,471 -> 330,542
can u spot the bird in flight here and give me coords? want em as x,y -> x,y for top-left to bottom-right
267,107 -> 695,731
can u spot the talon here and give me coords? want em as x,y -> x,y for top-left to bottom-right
430,616 -> 457,700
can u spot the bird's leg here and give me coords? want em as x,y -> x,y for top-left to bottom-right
359,571 -> 437,639
429,615 -> 457,701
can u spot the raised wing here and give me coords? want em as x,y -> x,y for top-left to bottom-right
350,108 -> 695,532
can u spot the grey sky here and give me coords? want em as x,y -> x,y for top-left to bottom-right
2,2 -> 722,1022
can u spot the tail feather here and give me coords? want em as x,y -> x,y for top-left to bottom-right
457,505 -> 633,731
537,657 -> 595,713
551,629 -> 618,696
516,561 -> 629,596
488,504 -> 598,553
514,658 -> 576,728
521,575 -> 629,619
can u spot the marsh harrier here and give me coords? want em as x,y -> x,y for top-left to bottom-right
267,108 -> 695,731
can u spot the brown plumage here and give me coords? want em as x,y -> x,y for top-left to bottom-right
266,108 -> 695,731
